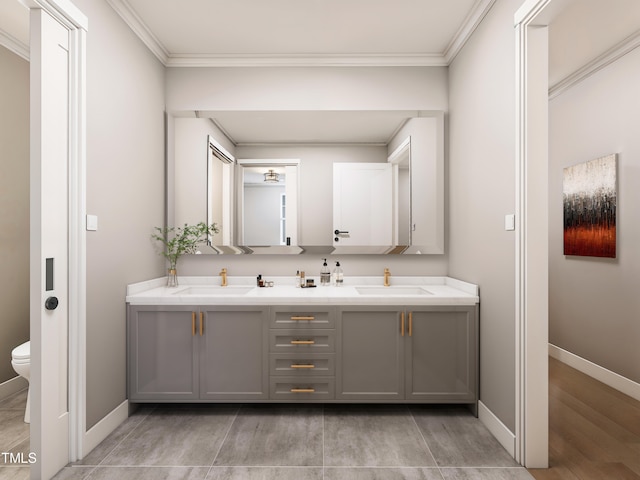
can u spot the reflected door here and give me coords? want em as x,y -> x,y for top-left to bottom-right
333,163 -> 393,246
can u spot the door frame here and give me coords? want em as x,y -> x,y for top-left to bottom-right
514,0 -> 575,468
25,0 -> 87,468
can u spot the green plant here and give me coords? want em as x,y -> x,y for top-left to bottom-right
152,222 -> 219,270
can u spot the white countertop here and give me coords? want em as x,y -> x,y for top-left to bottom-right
126,276 -> 479,306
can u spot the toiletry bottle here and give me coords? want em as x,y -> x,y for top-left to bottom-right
296,270 -> 301,288
320,258 -> 330,286
300,271 -> 306,287
333,261 -> 343,286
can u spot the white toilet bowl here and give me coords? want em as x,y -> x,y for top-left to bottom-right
11,341 -> 31,424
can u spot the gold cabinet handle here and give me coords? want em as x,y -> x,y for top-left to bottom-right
192,312 -> 196,336
409,311 -> 413,337
291,340 -> 315,345
290,364 -> 315,369
291,388 -> 315,393
199,311 -> 204,336
401,311 -> 405,337
291,316 -> 315,321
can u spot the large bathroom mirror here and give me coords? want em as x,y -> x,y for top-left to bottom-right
171,110 -> 444,254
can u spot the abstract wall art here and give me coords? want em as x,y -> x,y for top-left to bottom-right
563,153 -> 617,258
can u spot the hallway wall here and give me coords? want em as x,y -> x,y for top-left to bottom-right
549,45 -> 640,384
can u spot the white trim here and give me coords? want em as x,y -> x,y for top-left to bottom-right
165,53 -> 448,68
21,0 -> 88,30
387,136 -> 411,164
515,0 -> 551,468
104,0 -> 168,64
67,23 -> 87,462
478,400 -> 516,458
549,29 -> 640,99
443,0 -> 497,64
0,27 -> 29,61
0,376 -> 29,401
549,344 -> 640,402
82,400 -> 129,456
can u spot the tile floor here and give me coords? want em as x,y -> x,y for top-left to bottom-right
1,389 -> 534,480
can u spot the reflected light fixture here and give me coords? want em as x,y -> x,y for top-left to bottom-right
264,169 -> 280,183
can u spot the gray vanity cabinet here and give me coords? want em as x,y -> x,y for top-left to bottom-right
404,306 -> 477,403
336,305 -> 478,405
127,304 -> 268,402
199,306 -> 269,400
336,307 -> 405,400
127,305 -> 199,401
128,302 -> 477,407
268,306 -> 337,401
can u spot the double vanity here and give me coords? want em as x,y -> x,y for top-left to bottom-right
126,276 -> 479,412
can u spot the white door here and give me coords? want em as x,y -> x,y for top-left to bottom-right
333,163 -> 393,246
30,8 -> 71,478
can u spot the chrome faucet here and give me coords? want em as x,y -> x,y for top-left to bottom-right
383,268 -> 391,287
219,268 -> 228,287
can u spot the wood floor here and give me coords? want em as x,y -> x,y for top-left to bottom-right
528,357 -> 640,480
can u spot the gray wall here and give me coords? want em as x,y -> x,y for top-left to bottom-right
448,0 -> 520,432
549,46 -> 640,383
72,0 -> 166,429
0,46 -> 29,384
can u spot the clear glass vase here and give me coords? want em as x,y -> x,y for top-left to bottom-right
167,268 -> 178,287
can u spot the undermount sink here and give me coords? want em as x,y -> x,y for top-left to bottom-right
173,286 -> 254,296
355,286 -> 433,296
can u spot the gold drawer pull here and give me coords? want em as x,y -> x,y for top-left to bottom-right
291,388 -> 315,393
291,340 -> 315,345
291,364 -> 315,369
192,312 -> 196,336
291,316 -> 315,321
408,311 -> 413,337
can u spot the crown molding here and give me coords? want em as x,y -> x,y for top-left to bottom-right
549,29 -> 640,99
105,0 -> 168,64
0,28 -> 29,61
443,0 -> 497,64
165,53 -> 448,68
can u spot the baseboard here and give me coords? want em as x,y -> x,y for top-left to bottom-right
478,400 -> 515,458
82,400 -> 129,457
0,376 -> 28,401
549,344 -> 640,403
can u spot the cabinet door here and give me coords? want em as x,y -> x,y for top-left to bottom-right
405,307 -> 477,402
199,306 -> 268,400
337,307 -> 404,400
128,305 -> 198,401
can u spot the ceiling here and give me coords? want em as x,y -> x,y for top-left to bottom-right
107,0 -> 490,66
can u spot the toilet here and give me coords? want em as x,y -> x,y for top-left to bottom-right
11,341 -> 31,423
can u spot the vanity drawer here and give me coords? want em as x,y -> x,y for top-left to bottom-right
270,376 -> 335,400
270,307 -> 335,329
269,353 -> 335,376
269,329 -> 335,353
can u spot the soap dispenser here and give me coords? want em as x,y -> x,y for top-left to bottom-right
320,258 -> 330,286
333,261 -> 344,287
